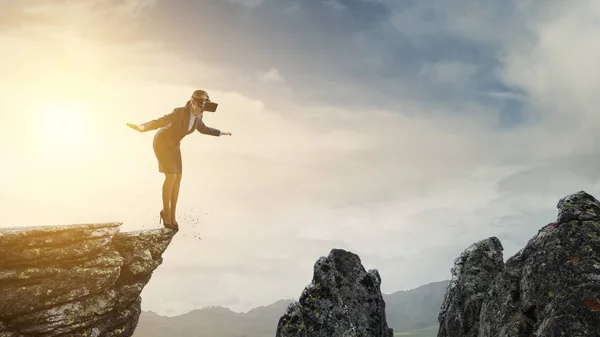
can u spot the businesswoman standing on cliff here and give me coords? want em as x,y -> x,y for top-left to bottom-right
127,89 -> 232,230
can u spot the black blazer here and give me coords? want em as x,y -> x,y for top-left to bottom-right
141,105 -> 221,144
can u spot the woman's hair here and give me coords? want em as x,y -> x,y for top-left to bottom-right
192,89 -> 209,101
185,89 -> 209,107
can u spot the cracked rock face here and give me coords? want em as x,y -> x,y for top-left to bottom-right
0,223 -> 175,337
437,237 -> 504,337
438,191 -> 600,337
276,248 -> 393,337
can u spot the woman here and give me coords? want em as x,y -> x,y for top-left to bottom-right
127,89 -> 232,230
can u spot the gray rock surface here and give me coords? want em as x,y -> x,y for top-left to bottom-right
0,223 -> 176,337
438,191 -> 600,337
437,237 -> 504,337
276,248 -> 393,337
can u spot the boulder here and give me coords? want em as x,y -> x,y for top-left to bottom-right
438,191 -> 600,337
437,237 -> 504,337
276,248 -> 393,337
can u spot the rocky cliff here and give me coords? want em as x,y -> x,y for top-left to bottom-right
0,223 -> 176,337
276,248 -> 393,337
437,237 -> 505,337
438,191 -> 600,337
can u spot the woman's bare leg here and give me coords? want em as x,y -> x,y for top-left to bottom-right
170,173 -> 183,225
162,173 -> 177,225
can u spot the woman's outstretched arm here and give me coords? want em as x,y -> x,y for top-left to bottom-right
127,110 -> 177,132
195,117 -> 221,136
196,116 -> 231,136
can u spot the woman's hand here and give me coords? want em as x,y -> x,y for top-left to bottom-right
221,131 -> 232,136
127,123 -> 144,132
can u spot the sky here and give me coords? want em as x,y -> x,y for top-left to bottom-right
2,0 -> 600,315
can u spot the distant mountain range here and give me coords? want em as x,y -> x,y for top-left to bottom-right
132,280 -> 449,337
384,280 -> 449,333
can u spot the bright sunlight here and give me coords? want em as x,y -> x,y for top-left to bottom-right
41,99 -> 88,149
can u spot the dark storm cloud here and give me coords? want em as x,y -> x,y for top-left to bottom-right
122,0 -> 533,123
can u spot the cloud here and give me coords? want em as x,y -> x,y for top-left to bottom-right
229,0 -> 265,8
501,2 -> 600,129
258,68 -> 285,83
486,91 -> 528,102
417,61 -> 478,86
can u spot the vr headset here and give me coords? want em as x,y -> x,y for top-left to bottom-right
192,90 -> 218,112
196,100 -> 217,112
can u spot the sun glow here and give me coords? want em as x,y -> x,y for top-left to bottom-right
39,99 -> 88,150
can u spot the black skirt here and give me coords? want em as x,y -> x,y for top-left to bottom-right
153,130 -> 182,174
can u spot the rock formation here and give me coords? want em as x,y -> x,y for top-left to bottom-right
438,191 -> 600,337
0,223 -> 176,337
437,237 -> 504,337
275,248 -> 393,337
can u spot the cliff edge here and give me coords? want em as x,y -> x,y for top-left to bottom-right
438,191 -> 600,337
0,223 -> 176,337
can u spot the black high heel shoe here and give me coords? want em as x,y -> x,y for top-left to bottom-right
160,210 -> 178,230
160,210 -> 170,227
170,216 -> 179,230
